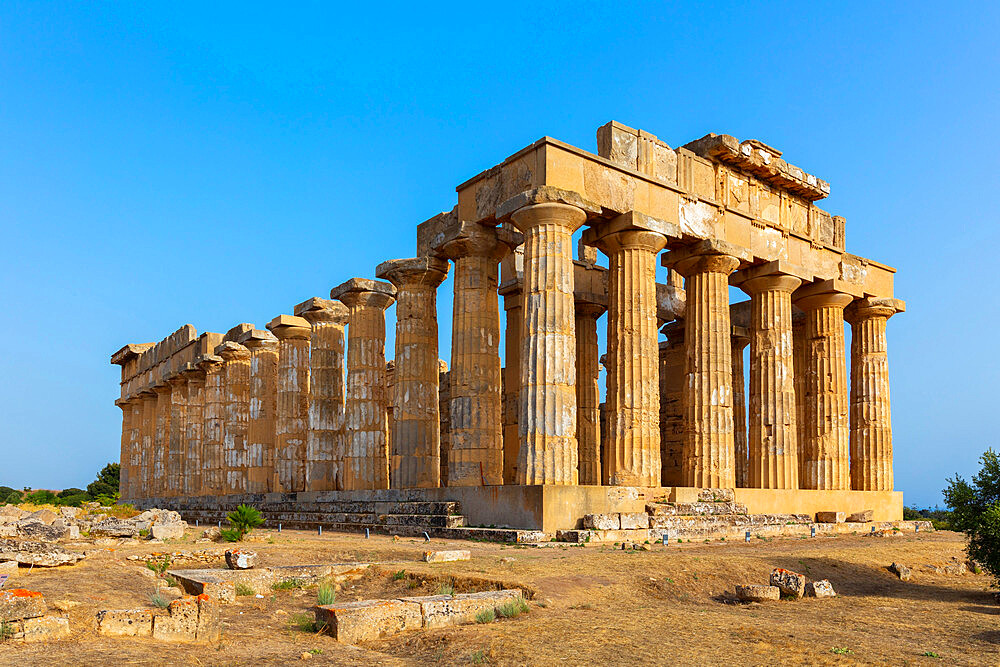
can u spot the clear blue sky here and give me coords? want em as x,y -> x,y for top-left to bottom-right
1,2 -> 996,507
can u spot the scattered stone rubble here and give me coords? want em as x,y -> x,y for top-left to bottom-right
736,568 -> 835,602
97,594 -> 219,643
0,588 -> 71,643
889,562 -> 911,581
225,549 -> 258,570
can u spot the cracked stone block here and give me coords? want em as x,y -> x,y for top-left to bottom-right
423,550 -> 470,563
815,511 -> 845,523
846,510 -> 873,523
805,580 -> 836,598
0,589 -> 46,622
96,609 -> 155,637
314,599 -> 422,643
583,514 -> 620,530
770,568 -> 806,598
406,589 -> 522,629
735,585 -> 779,602
619,513 -> 650,530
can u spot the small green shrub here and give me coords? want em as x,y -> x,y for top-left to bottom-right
220,527 -> 242,543
145,555 -> 171,576
0,620 -> 14,642
317,585 -> 336,606
922,652 -> 941,658
392,569 -> 407,581
235,583 -> 255,597
289,612 -> 317,633
149,592 -> 171,608
436,582 -> 454,596
475,609 -> 495,624
164,576 -> 177,588
226,504 -> 264,541
471,650 -> 489,664
407,580 -> 419,589
272,579 -> 304,591
496,595 -> 529,619
830,647 -> 853,655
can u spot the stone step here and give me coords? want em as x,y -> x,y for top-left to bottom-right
181,511 -> 466,530
174,500 -> 461,516
649,513 -> 811,531
646,501 -> 748,517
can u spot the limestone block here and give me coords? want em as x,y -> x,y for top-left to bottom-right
16,521 -> 68,542
19,615 -> 70,642
735,585 -> 779,602
619,513 -> 650,530
90,518 -> 141,538
0,560 -> 17,574
314,599 -> 422,643
0,589 -> 46,622
96,609 -> 155,637
199,580 -> 236,604
195,595 -> 222,642
28,509 -> 57,525
815,511 -> 845,524
225,549 -> 258,570
847,510 -> 873,523
0,526 -> 15,538
769,568 -> 806,598
407,590 -> 522,629
889,562 -> 911,581
583,514 -> 620,530
805,580 -> 836,598
152,595 -> 218,643
151,523 -> 185,540
423,550 -> 470,563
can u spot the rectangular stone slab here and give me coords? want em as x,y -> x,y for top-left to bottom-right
0,589 -> 46,622
96,609 -> 155,637
406,590 -> 522,629
423,550 -> 470,563
314,599 -> 422,643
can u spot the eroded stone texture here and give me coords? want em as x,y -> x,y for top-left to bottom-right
573,254 -> 606,486
658,323 -> 685,486
181,364 -> 206,497
115,400 -> 132,499
433,222 -> 518,486
795,281 -> 854,490
733,263 -> 802,490
138,392 -> 157,498
240,330 -> 279,493
510,200 -> 587,485
499,278 -> 523,485
267,315 -> 312,493
152,382 -> 173,497
731,327 -> 750,488
217,342 -> 251,495
664,241 -> 745,488
332,278 -> 396,490
295,298 -> 349,492
846,297 -> 903,491
198,355 -> 225,496
376,258 -> 450,489
165,375 -> 189,497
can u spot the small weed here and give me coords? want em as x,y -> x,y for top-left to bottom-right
289,612 -> 317,633
235,583 -> 255,597
317,585 -> 336,606
496,595 -> 529,619
922,652 -> 940,658
272,579 -> 304,591
436,582 -> 455,596
471,650 -> 489,664
830,647 -> 853,655
407,580 -> 419,589
164,576 -> 177,588
0,621 -> 14,642
392,569 -> 407,581
475,609 -> 496,624
309,648 -> 323,655
138,528 -> 149,538
145,555 -> 171,576
149,592 -> 171,608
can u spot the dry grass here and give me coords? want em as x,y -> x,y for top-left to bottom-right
1,528 -> 995,665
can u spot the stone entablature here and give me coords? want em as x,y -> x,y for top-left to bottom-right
112,120 -> 905,523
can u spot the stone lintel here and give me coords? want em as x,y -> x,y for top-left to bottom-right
730,259 -> 812,288
266,314 -> 311,338
496,186 -> 603,223
196,333 -> 224,357
223,323 -> 255,342
730,300 -> 752,329
661,238 -> 752,271
416,207 -> 458,257
793,278 -> 864,302
236,328 -> 279,347
573,261 -> 607,308
375,256 -> 451,286
657,282 -> 685,322
329,277 -> 397,302
581,210 -> 682,247
110,343 -> 155,366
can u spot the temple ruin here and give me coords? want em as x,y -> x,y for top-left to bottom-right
111,121 -> 905,535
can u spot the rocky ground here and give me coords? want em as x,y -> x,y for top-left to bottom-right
0,513 -> 995,665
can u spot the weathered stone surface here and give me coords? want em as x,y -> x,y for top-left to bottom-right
0,539 -> 85,567
314,599 -> 422,643
16,520 -> 69,541
770,568 -> 806,598
735,584 -> 780,602
423,550 -> 470,563
805,580 -> 836,598
847,509 -> 873,523
225,549 -> 258,570
410,590 -> 522,628
889,562 -> 911,581
815,511 -> 846,523
0,560 -> 18,574
151,523 -> 185,540
151,595 -> 219,643
619,512 -> 650,530
19,615 -> 70,642
90,518 -> 141,538
96,608 -> 155,637
28,509 -> 57,525
583,514 -> 620,530
0,589 -> 46,622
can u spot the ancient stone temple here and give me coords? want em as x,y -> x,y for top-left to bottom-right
111,121 -> 905,535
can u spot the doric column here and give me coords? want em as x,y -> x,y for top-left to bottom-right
509,201 -> 587,485
217,341 -> 251,495
164,375 -> 189,497
151,381 -> 173,497
573,259 -> 607,486
267,315 -> 312,493
138,391 -> 157,498
658,322 -> 685,486
792,312 -> 807,481
331,278 -> 397,490
181,364 -> 207,497
731,327 -> 750,488
663,240 -> 747,488
239,330 -> 279,493
199,355 -> 225,496
433,222 -> 518,487
295,298 -> 350,492
127,399 -> 142,498
376,257 -> 450,489
794,281 -> 854,490
587,222 -> 668,487
498,279 -> 523,485
115,399 -> 131,498
732,261 -> 803,490
845,297 -> 904,491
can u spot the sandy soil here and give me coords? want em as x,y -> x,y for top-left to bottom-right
0,528 -> 994,666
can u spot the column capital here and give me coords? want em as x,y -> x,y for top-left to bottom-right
164,374 -> 187,389
237,328 -> 280,349
215,340 -> 250,361
574,261 -> 607,311
434,220 -> 520,262
581,210 -> 680,253
267,315 -> 312,340
845,296 -> 905,323
731,259 -> 809,294
294,297 -> 350,325
196,354 -> 224,372
794,279 -> 861,311
731,325 -> 751,349
330,278 -> 396,311
662,239 -> 749,277
114,398 -> 129,409
510,201 -> 587,234
179,362 -> 207,382
660,320 -> 685,342
497,186 -> 602,222
375,256 -> 450,289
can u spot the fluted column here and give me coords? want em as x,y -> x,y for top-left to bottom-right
127,400 -> 142,498
793,313 -> 807,481
731,328 -> 750,488
181,364 -> 206,496
499,280 -> 523,485
795,285 -> 853,490
438,224 -> 515,486
331,278 -> 396,490
735,269 -> 802,489
199,355 -> 225,496
138,391 -> 156,498
217,341 -> 251,495
658,322 -> 685,486
593,229 -> 667,486
165,375 -> 188,497
511,203 -> 587,485
377,257 -> 450,488
151,381 -> 172,497
295,298 -> 350,492
241,331 -> 279,493
664,242 -> 743,488
115,399 -> 131,498
575,302 -> 604,485
267,315 -> 312,493
846,297 -> 902,491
